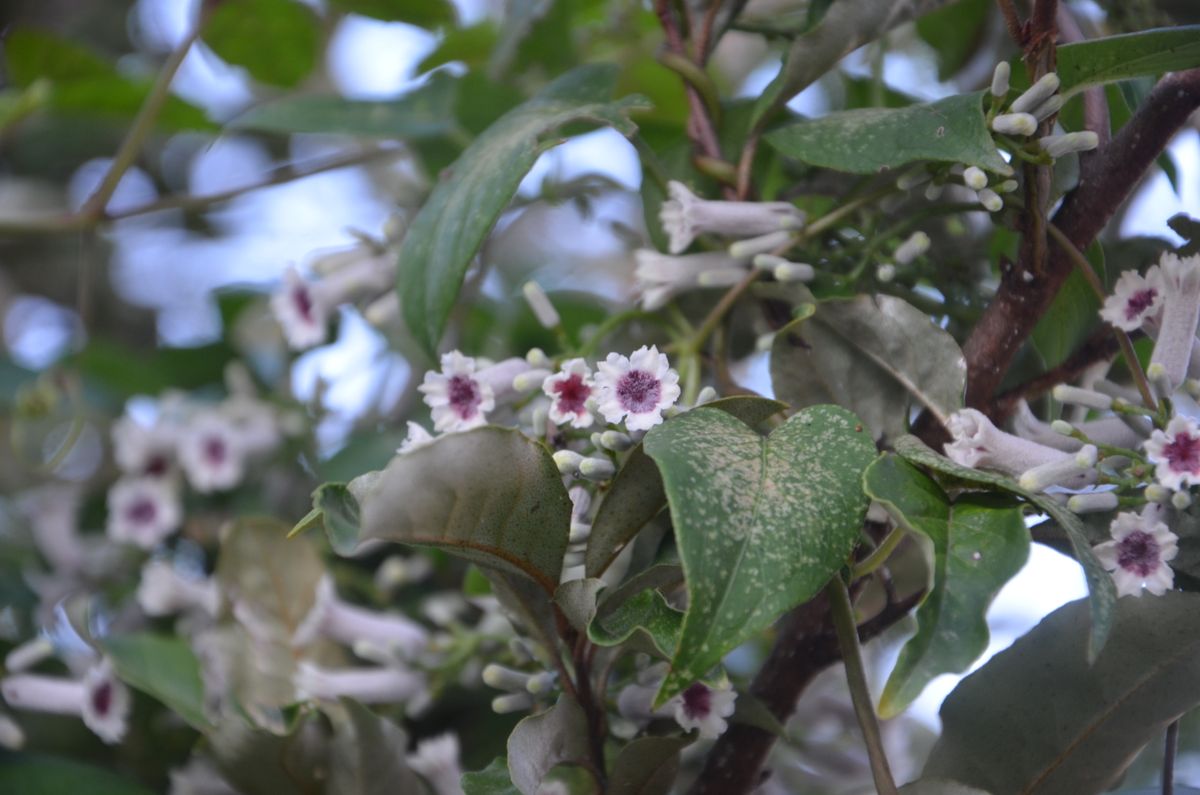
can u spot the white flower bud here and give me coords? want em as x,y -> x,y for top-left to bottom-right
876,264 -> 896,283
1050,419 -> 1075,436
1031,94 -> 1065,121
752,253 -> 787,270
1039,132 -> 1100,159
525,672 -> 556,695
696,386 -> 718,405
492,692 -> 534,714
553,450 -> 584,475
990,61 -> 1011,97
997,179 -> 1019,193
483,664 -> 531,691
522,281 -> 561,329
962,167 -> 988,191
697,267 -> 750,287
1010,73 -> 1061,114
1067,492 -> 1119,514
599,430 -> 633,451
991,113 -> 1038,137
924,182 -> 944,201
513,369 -> 553,393
729,230 -> 793,258
1173,490 -> 1193,510
774,262 -> 815,282
1145,484 -> 1170,504
897,170 -> 932,191
894,231 -> 931,265
579,457 -> 616,481
526,348 -> 550,368
1052,384 -> 1113,411
978,189 -> 1004,213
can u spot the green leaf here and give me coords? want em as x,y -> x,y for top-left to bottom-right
462,757 -> 521,795
327,700 -> 420,795
203,0 -> 320,88
46,76 -> 214,131
925,592 -> 1200,794
507,694 -> 590,795
229,72 -> 459,139
893,435 -> 1117,660
584,396 -> 785,577
553,577 -> 605,633
70,339 -> 235,402
900,781 -> 991,795
770,292 -> 966,443
417,22 -> 499,74
210,712 -> 327,795
4,28 -> 114,87
863,455 -> 1029,718
103,633 -> 211,731
398,63 -> 648,358
644,404 -> 876,702
328,0 -> 456,27
609,736 -> 690,795
765,90 -> 1009,175
304,482 -> 360,552
0,755 -> 155,795
1031,242 -> 1104,369
595,563 -> 683,617
1057,27 -> 1200,97
588,588 -> 684,658
350,427 -> 571,594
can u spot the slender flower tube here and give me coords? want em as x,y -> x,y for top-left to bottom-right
728,230 -> 793,259
522,281 -> 560,329
990,61 -> 1010,97
1051,384 -> 1113,411
1039,132 -> 1100,158
991,113 -> 1038,136
977,189 -> 1004,212
294,661 -> 425,705
659,181 -> 804,254
293,576 -> 428,654
271,257 -> 394,350
1067,491 -> 1119,514
1031,94 -> 1065,122
634,249 -> 750,310
1010,73 -> 1061,114
5,637 -> 54,673
962,167 -> 988,191
1011,401 -> 1144,452
1,659 -> 130,744
1093,510 -> 1177,597
137,560 -> 220,617
893,231 -> 931,265
1018,445 -> 1097,492
945,408 -> 1085,477
406,733 -> 465,795
1147,253 -> 1200,390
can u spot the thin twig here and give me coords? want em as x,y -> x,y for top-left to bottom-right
1164,719 -> 1179,795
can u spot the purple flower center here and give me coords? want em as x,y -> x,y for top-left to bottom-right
1163,431 -> 1200,474
1117,529 -> 1161,577
552,373 -> 590,417
680,683 -> 712,720
126,497 -> 157,525
91,681 -> 113,716
204,436 -> 227,466
616,370 -> 662,414
448,374 -> 483,419
144,454 -> 169,477
1125,288 -> 1158,322
293,285 -> 315,323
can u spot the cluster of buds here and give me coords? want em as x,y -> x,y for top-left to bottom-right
944,251 -> 1200,599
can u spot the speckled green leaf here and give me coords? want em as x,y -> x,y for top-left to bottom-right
1057,27 -> 1200,97
644,405 -> 875,703
350,427 -> 571,594
507,694 -> 590,795
588,588 -> 684,659
229,72 -> 458,139
926,592 -> 1200,794
864,455 -> 1029,718
399,64 -> 649,357
765,91 -> 1009,175
103,633 -> 211,731
770,292 -> 966,443
203,0 -> 320,88
585,396 -> 786,578
553,577 -> 605,633
893,434 -> 1117,660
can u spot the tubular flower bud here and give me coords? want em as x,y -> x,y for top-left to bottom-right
292,576 -> 428,654
659,180 -> 804,254
991,113 -> 1038,137
1010,73 -> 1061,114
875,264 -> 896,283
553,450 -> 584,475
522,281 -> 561,329
295,661 -> 426,705
1031,94 -> 1065,122
894,231 -> 931,265
1067,491 -> 1119,514
977,189 -> 1003,212
728,230 -> 794,258
1039,132 -> 1100,158
634,250 -> 749,310
945,408 -> 1089,479
962,167 -> 988,191
775,262 -> 816,282
1051,384 -> 1113,411
990,61 -> 1011,97
1017,445 -> 1097,492
579,457 -> 616,481
1011,400 -> 1143,453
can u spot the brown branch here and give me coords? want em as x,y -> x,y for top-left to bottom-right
687,586 -> 923,795
990,326 -> 1120,421
996,0 -> 1025,46
959,68 -> 1200,412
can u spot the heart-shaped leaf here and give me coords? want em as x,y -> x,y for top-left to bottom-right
585,396 -> 786,577
398,64 -> 649,357
644,404 -> 875,702
863,454 -> 1029,717
765,91 -> 1010,175
349,427 -> 571,594
770,292 -> 966,443
507,694 -> 590,795
925,592 -> 1200,794
893,435 -> 1116,659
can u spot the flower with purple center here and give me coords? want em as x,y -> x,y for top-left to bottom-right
1144,415 -> 1200,491
178,412 -> 245,493
542,358 -> 596,428
671,680 -> 737,739
595,346 -> 681,432
1093,510 -> 1177,597
1099,266 -> 1164,331
1,658 -> 130,744
419,351 -> 496,433
106,477 -> 182,549
270,266 -> 330,350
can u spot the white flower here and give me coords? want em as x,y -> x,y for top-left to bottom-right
1144,415 -> 1200,491
219,395 -> 281,457
178,412 -> 245,493
595,346 -> 681,432
1100,266 -> 1165,331
1093,511 -> 1177,597
137,560 -> 220,618
270,266 -> 329,350
1148,252 -> 1200,390
106,477 -> 182,549
634,249 -> 750,310
407,733 -> 465,795
419,351 -> 495,433
671,681 -> 737,740
294,660 -> 426,706
399,421 -> 436,454
543,359 -> 596,428
944,409 -> 1084,479
18,485 -> 85,573
962,167 -> 988,191
293,576 -> 429,655
893,231 -> 931,265
112,413 -> 177,477
1,659 -> 130,744
659,181 -> 804,254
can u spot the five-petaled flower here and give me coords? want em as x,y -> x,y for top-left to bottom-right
419,351 -> 496,433
1,658 -> 130,744
543,358 -> 596,428
178,412 -> 245,493
1099,266 -> 1164,331
671,680 -> 737,740
1144,415 -> 1200,491
595,345 -> 681,431
1093,510 -> 1177,597
106,477 -> 181,549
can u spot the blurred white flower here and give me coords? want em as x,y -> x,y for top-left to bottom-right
112,413 -> 177,478
634,249 -> 749,310
1145,415 -> 1200,491
1148,252 -> 1200,389
294,660 -> 426,707
944,408 -> 1083,479
137,560 -> 220,618
595,345 -> 681,431
106,477 -> 182,549
671,680 -> 737,740
293,576 -> 428,655
398,421 -> 436,455
271,256 -> 395,351
1,658 -> 130,744
178,412 -> 244,493
407,732 -> 465,795
659,181 -> 803,254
